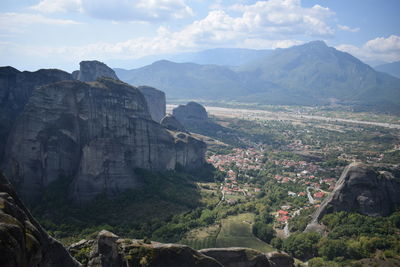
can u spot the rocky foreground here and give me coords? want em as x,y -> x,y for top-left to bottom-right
69,230 -> 294,267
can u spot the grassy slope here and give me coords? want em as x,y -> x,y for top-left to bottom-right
216,213 -> 275,253
181,213 -> 275,253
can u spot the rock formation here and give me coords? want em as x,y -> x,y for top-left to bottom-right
72,61 -> 167,123
74,60 -> 119,82
0,172 -> 81,267
173,101 -> 208,122
69,231 -> 295,267
308,163 -> 400,228
138,85 -> 166,122
161,115 -> 187,132
0,66 -> 72,161
2,78 -> 206,203
69,230 -> 222,267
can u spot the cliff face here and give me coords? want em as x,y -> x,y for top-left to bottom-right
0,172 -> 81,267
310,163 -> 400,224
74,61 -> 119,82
138,86 -> 166,123
2,78 -> 205,203
0,67 -> 72,161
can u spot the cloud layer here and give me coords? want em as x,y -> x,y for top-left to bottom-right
31,0 -> 194,21
337,35 -> 400,63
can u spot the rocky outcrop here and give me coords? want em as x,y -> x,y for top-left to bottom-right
266,251 -> 295,267
2,78 -> 206,203
70,233 -> 295,267
0,172 -> 81,267
173,101 -> 208,122
69,230 -> 222,267
199,248 -> 271,267
308,163 -> 400,226
138,86 -> 166,122
161,115 -> 186,132
70,231 -> 295,267
0,66 -> 72,161
74,61 -> 119,82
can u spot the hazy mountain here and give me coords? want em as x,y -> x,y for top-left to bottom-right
375,61 -> 400,79
110,48 -> 272,70
116,60 -> 247,99
115,41 -> 400,112
238,41 -> 400,110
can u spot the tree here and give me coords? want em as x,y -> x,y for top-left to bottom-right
252,222 -> 275,243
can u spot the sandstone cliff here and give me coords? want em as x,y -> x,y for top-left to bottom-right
0,172 -> 81,267
138,86 -> 166,122
0,66 -> 72,161
308,163 -> 400,229
74,60 -> 119,82
2,78 -> 206,203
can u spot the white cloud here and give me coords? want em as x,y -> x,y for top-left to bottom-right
31,0 -> 194,21
228,0 -> 335,37
0,12 -> 80,32
31,0 -> 82,13
336,35 -> 400,63
337,24 -> 359,32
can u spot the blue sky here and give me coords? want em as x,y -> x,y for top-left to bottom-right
1,0 -> 399,71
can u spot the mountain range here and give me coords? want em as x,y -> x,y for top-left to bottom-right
115,41 -> 400,113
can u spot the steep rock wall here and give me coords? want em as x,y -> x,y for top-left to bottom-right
2,78 -> 205,203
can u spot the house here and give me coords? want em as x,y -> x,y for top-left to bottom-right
277,216 -> 290,222
278,210 -> 289,216
313,192 -> 325,199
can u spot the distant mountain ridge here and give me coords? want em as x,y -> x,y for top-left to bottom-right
115,41 -> 400,112
111,47 -> 272,69
375,61 -> 400,79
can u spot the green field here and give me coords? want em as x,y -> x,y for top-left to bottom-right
216,213 -> 275,253
181,213 -> 275,253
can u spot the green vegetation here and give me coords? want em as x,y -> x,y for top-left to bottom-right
216,213 -> 275,253
281,211 -> 400,264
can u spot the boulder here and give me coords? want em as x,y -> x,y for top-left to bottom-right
308,162 -> 400,226
74,61 -> 119,82
138,86 -> 166,122
2,78 -> 206,203
173,102 -> 208,122
0,172 -> 81,267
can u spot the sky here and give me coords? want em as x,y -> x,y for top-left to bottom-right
0,0 -> 399,71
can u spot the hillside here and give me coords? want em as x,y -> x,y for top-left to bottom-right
116,60 -> 245,99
